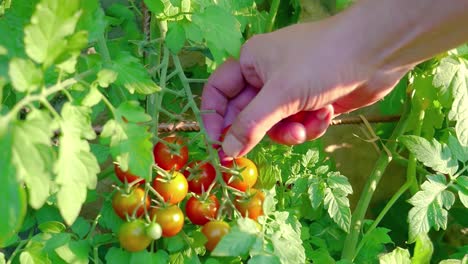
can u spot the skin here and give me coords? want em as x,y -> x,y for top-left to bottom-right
201,0 -> 468,158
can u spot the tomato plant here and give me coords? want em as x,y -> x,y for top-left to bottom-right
118,220 -> 153,252
234,189 -> 265,221
202,220 -> 231,252
150,205 -> 184,237
183,161 -> 216,194
112,187 -> 150,220
153,136 -> 189,171
222,157 -> 258,192
152,171 -> 188,204
185,195 -> 219,225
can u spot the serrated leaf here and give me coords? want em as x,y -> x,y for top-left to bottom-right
355,227 -> 392,263
324,188 -> 351,232
12,110 -> 54,209
8,58 -> 42,92
448,135 -> 468,162
456,176 -> 468,207
211,226 -> 256,257
166,22 -> 185,54
24,0 -> 82,67
268,212 -> 305,264
105,247 -> 131,264
309,248 -> 336,264
112,52 -> 160,94
192,6 -> 242,63
248,254 -> 281,264
400,135 -> 458,175
115,101 -> 152,123
307,178 -> 324,209
76,0 -> 106,43
55,103 -> 99,225
97,69 -> 117,88
379,247 -> 411,264
144,0 -> 164,14
407,174 -> 450,242
327,172 -> 353,195
70,217 -> 90,239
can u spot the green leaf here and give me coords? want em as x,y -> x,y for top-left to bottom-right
105,247 -> 131,264
0,45 -> 7,55
112,51 -> 160,94
0,124 -> 27,247
24,0 -> 82,67
98,199 -> 124,233
8,58 -> 42,92
407,174 -> 451,242
115,101 -> 152,123
166,235 -> 186,253
439,260 -> 463,264
166,22 -> 186,54
130,250 -> 169,264
400,135 -> 458,175
379,76 -> 406,115
412,233 -> 433,264
327,172 -> 353,195
324,187 -> 351,232
268,212 -> 305,264
70,217 -> 91,239
433,57 -> 468,146
76,0 -> 106,43
144,0 -> 164,14
307,177 -> 325,209
184,22 -> 203,43
12,110 -> 54,209
82,86 -> 102,107
97,69 -> 117,88
309,248 -> 336,264
90,143 -> 110,164
355,227 -> 392,263
211,226 -> 257,257
55,103 -> 100,225
456,176 -> 468,207
378,247 -> 411,264
192,5 -> 242,63
248,254 -> 281,264
38,221 -> 66,233
448,135 -> 468,162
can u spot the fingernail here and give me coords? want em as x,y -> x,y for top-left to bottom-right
316,108 -> 329,120
222,134 -> 243,158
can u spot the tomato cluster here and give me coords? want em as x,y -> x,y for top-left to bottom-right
112,132 -> 265,253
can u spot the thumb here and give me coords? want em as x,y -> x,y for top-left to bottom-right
222,79 -> 297,157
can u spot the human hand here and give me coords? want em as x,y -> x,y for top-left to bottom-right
201,15 -> 412,158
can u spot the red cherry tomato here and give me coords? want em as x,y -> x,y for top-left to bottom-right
118,219 -> 153,252
150,205 -> 184,237
234,189 -> 265,221
222,157 -> 258,192
183,162 -> 216,194
152,171 -> 188,204
112,187 -> 150,220
153,136 -> 189,170
202,220 -> 230,252
185,195 -> 219,226
114,164 -> 144,185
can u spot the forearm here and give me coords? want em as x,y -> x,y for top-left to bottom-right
342,0 -> 468,70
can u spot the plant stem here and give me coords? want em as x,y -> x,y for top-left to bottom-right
407,108 -> 425,194
341,93 -> 412,260
266,0 -> 280,32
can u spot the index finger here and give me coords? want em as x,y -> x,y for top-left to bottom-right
201,59 -> 246,142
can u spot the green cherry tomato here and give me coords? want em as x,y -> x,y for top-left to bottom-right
118,219 -> 153,252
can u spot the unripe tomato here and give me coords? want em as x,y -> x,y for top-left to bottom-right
222,157 -> 258,192
118,220 -> 153,252
152,171 -> 188,204
153,136 -> 188,170
112,187 -> 150,220
150,205 -> 184,237
183,162 -> 216,194
114,164 -> 144,185
185,195 -> 219,226
202,221 -> 230,252
234,189 -> 265,221
146,222 -> 162,240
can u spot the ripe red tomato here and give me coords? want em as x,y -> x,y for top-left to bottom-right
118,219 -> 153,252
234,189 -> 265,221
153,136 -> 188,170
114,164 -> 144,185
202,221 -> 230,252
112,187 -> 150,220
152,171 -> 188,204
183,162 -> 216,194
150,205 -> 184,237
222,157 -> 258,192
185,195 -> 219,226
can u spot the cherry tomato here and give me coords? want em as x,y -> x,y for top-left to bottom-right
146,222 -> 162,240
234,189 -> 265,221
150,205 -> 184,237
185,195 -> 219,226
202,221 -> 230,252
152,171 -> 188,204
112,187 -> 150,220
118,219 -> 153,252
153,136 -> 188,170
114,164 -> 144,185
222,157 -> 258,192
183,162 -> 216,194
